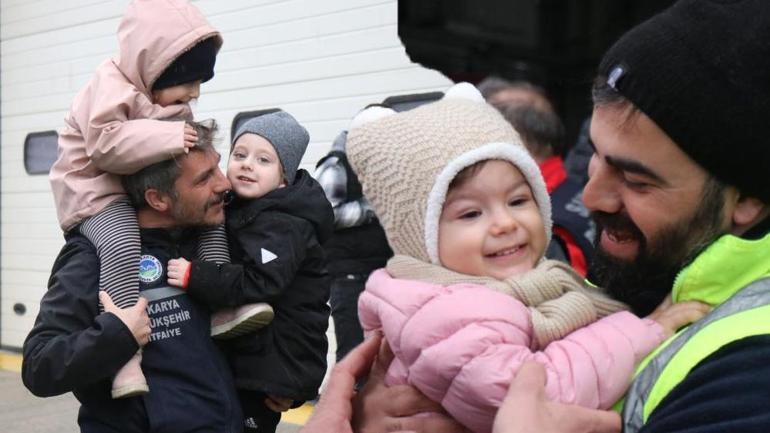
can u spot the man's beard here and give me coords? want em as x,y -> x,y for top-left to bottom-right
171,194 -> 225,229
588,180 -> 727,316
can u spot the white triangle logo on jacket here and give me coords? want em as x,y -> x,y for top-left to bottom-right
261,248 -> 277,264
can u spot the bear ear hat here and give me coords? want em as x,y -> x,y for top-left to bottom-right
443,81 -> 485,103
349,81 -> 484,131
349,105 -> 397,130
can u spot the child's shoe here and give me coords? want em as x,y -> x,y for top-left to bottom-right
211,303 -> 274,339
111,350 -> 149,399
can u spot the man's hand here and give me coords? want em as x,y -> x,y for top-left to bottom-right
99,291 -> 150,346
300,334 -> 383,433
352,339 -> 468,433
167,258 -> 191,288
183,123 -> 198,153
265,395 -> 293,413
493,362 -> 621,433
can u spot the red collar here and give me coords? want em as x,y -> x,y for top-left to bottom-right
538,156 -> 567,194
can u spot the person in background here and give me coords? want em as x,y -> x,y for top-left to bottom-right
314,114 -> 393,362
564,118 -> 594,187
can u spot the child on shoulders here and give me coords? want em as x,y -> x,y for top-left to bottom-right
48,0 -> 250,399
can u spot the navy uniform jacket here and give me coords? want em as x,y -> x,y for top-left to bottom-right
640,335 -> 770,433
22,228 -> 242,433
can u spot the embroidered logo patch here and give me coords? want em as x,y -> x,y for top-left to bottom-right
138,255 -> 163,283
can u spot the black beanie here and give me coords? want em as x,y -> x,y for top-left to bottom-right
598,0 -> 770,203
152,37 -> 218,91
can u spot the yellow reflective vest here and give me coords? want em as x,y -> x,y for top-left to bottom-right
621,232 -> 770,432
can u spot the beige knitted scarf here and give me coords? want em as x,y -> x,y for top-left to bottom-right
386,255 -> 628,349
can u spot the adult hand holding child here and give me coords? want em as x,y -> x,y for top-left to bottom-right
99,291 -> 150,346
493,362 -> 622,433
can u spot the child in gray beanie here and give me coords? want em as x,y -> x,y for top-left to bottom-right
167,110 -> 334,433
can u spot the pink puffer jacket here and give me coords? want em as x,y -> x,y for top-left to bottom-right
50,0 -> 221,230
358,269 -> 666,433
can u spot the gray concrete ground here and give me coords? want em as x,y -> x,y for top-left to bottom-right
0,369 -> 301,433
0,369 -> 79,433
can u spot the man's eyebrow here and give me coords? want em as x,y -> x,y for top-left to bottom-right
604,155 -> 668,186
191,151 -> 222,183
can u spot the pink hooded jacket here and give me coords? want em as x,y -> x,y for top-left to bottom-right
358,269 -> 666,433
50,0 -> 222,230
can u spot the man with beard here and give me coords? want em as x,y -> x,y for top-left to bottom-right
22,120 -> 244,432
578,0 -> 770,431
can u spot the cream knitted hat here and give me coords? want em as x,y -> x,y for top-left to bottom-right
347,82 -> 552,265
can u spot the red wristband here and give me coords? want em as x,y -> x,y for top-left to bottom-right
181,263 -> 192,289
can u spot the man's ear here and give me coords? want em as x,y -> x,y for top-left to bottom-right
144,189 -> 173,213
731,194 -> 768,230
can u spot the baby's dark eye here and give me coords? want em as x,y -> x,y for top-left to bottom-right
459,210 -> 481,219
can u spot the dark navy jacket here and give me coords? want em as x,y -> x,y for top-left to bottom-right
640,335 -> 770,433
22,229 -> 242,433
550,177 -> 596,262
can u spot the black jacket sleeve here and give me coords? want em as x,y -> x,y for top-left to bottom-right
21,238 -> 139,397
187,214 -> 311,308
639,335 -> 770,433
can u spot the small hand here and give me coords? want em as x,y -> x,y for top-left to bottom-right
99,291 -> 150,346
167,258 -> 191,288
646,295 -> 711,337
493,362 -> 622,433
183,124 -> 198,153
265,395 -> 293,413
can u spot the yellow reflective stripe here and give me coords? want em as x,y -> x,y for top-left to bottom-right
612,328 -> 683,414
642,303 -> 770,421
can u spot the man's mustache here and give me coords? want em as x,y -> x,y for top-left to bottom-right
591,211 -> 645,242
205,194 -> 225,210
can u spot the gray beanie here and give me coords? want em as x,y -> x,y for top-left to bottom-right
232,110 -> 310,184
